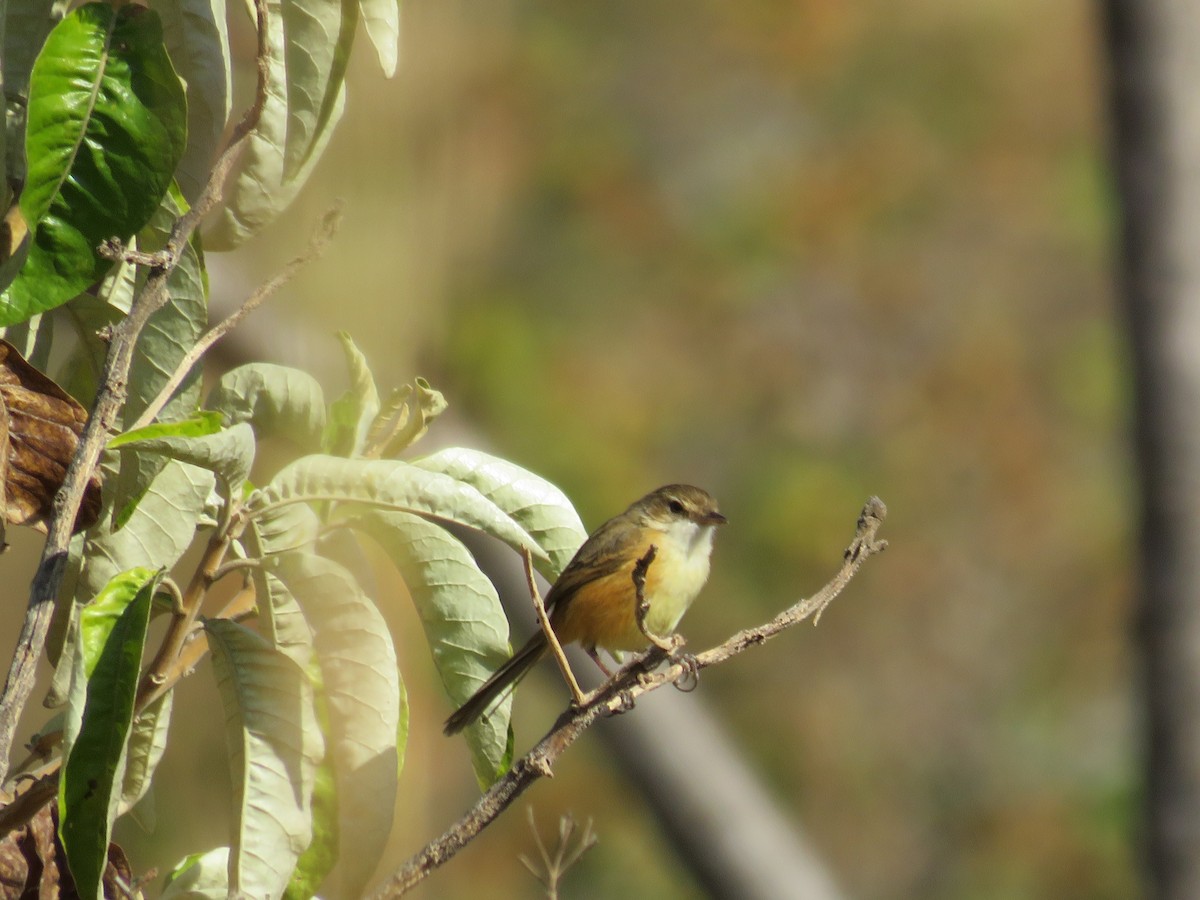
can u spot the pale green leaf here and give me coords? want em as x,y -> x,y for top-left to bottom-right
240,521 -> 315,664
274,552 -> 400,896
280,0 -> 357,176
119,690 -> 173,817
247,492 -> 322,557
111,420 -> 255,497
103,186 -> 208,524
369,376 -> 446,457
202,0 -> 345,249
359,0 -> 400,77
253,455 -> 549,567
324,331 -> 379,457
351,510 -> 511,786
148,0 -> 232,201
161,846 -> 230,898
206,618 -> 323,899
79,460 -> 214,599
413,447 -> 586,578
208,362 -> 327,450
0,313 -> 52,371
126,184 -> 209,426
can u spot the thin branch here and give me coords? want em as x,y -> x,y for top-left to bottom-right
208,556 -> 262,583
96,241 -> 171,268
127,203 -> 344,432
522,547 -> 585,706
0,0 -> 273,788
135,531 -> 230,709
366,497 -> 888,898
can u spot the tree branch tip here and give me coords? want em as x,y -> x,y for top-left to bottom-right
321,200 -> 346,230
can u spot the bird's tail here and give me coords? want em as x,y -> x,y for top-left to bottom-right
443,633 -> 547,735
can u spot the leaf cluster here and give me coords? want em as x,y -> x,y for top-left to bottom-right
0,2 -> 591,897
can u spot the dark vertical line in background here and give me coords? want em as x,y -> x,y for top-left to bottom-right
1103,2 -> 1200,897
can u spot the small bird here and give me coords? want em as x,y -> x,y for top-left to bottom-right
444,484 -> 726,735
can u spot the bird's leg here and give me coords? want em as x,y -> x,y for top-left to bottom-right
631,545 -> 681,654
522,547 -> 587,707
584,646 -> 615,678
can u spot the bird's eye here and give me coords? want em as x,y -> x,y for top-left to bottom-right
668,499 -> 685,515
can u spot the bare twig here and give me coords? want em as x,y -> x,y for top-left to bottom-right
135,531 -> 230,710
518,808 -> 598,900
522,547 -> 585,706
0,0 -> 274,788
366,497 -> 888,897
96,241 -> 171,269
127,203 -> 344,432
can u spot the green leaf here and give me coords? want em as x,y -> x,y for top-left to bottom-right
0,313 -> 52,372
412,447 -> 587,579
106,184 -> 209,528
161,846 -> 230,898
281,0 -> 358,176
126,183 -> 209,426
58,292 -> 124,405
202,0 -> 345,249
286,747 -> 337,900
119,690 -> 173,818
351,510 -> 512,787
109,412 -> 225,448
208,362 -> 327,450
2,0 -> 57,99
111,420 -> 255,498
324,331 -> 379,457
248,497 -> 323,558
240,521 -> 316,665
59,567 -> 159,900
206,618 -> 323,899
359,0 -> 400,77
3,3 -> 187,323
147,0 -> 232,202
2,0 -> 59,187
79,460 -> 214,599
252,454 -> 550,567
274,552 -> 400,896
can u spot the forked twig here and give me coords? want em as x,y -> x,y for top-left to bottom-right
518,808 -> 598,900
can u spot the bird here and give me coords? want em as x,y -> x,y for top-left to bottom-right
444,484 -> 726,735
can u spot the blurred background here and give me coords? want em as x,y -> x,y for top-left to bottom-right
5,0 -> 1140,897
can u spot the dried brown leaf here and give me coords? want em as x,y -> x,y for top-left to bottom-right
0,341 -> 102,533
0,804 -> 136,899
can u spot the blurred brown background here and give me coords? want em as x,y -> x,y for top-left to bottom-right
7,1 -> 1136,897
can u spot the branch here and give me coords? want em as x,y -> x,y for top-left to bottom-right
366,496 -> 888,898
126,203 -> 344,432
0,0 -> 273,787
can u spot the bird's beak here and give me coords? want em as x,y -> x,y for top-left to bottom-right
701,511 -> 728,526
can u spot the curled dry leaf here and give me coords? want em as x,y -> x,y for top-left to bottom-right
0,340 -> 101,534
0,804 -> 133,899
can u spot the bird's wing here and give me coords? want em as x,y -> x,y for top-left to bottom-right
543,515 -> 640,615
